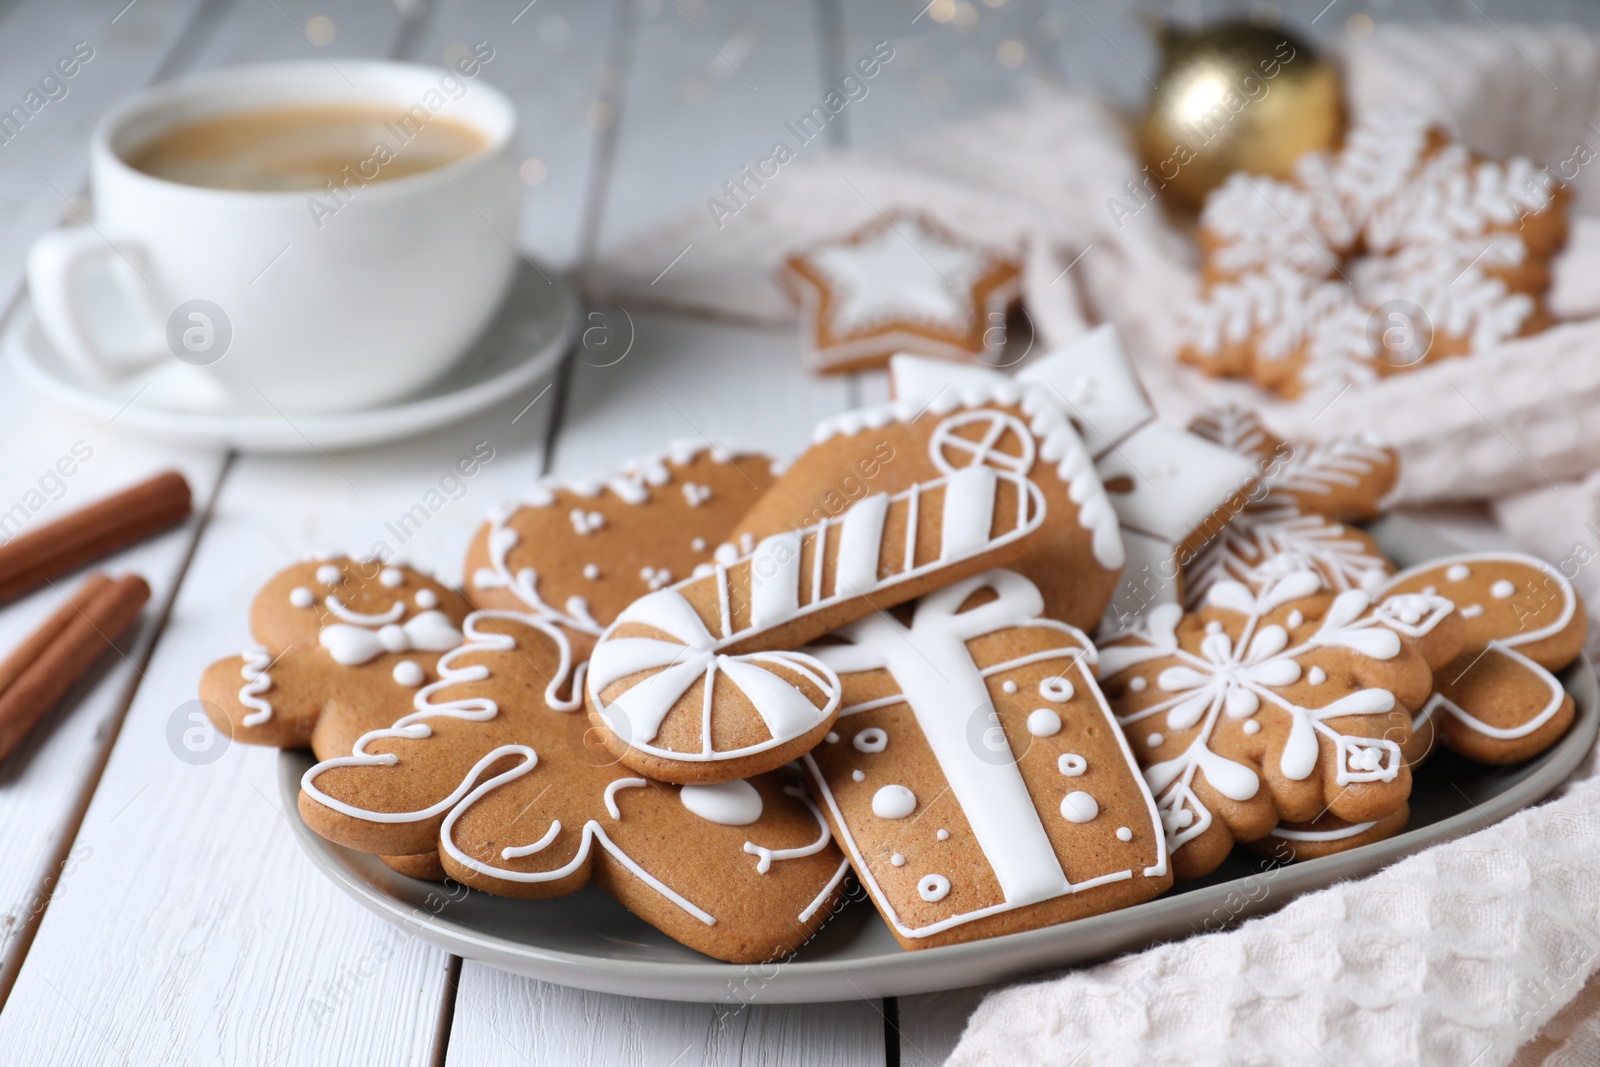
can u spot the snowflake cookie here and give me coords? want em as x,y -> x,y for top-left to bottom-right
781,211 -> 1022,374
1381,552 -> 1587,764
803,570 -> 1170,949
1184,406 -> 1398,607
1097,568 -> 1461,879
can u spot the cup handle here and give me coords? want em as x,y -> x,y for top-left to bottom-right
27,224 -> 161,382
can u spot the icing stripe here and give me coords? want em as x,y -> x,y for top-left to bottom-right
750,531 -> 803,628
940,465 -> 997,560
835,493 -> 889,595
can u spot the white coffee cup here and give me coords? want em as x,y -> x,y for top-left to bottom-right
26,59 -> 519,413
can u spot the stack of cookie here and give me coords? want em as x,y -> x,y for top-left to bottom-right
199,329 -> 1585,961
1179,108 -> 1568,399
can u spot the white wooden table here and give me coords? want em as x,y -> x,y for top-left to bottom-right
0,1 -> 1586,1063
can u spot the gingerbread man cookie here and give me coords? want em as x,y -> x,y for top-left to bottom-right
1184,407 -> 1398,607
200,558 -> 473,753
1381,552 -> 1586,764
781,212 -> 1022,374
586,382 -> 1115,784
1098,569 -> 1457,879
465,441 -> 781,665
1250,804 -> 1411,863
803,570 -> 1170,950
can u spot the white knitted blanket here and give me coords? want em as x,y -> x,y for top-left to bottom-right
587,23 -> 1600,1067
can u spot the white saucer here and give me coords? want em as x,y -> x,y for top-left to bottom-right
4,263 -> 578,453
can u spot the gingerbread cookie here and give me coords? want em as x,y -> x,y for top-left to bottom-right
888,327 -> 1258,629
200,558 -> 474,753
1181,109 -> 1567,399
1381,552 -> 1586,764
1250,804 -> 1411,863
1184,407 -> 1397,607
203,578 -> 852,964
780,211 -> 1022,374
587,381 -> 1110,783
1098,569 -> 1456,879
465,441 -> 780,668
803,570 -> 1169,949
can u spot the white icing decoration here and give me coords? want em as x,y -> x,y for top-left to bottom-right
319,610 -> 464,667
1058,753 -> 1087,776
891,853 -> 906,867
1461,604 -> 1484,619
1446,564 -> 1471,582
1039,677 -> 1074,702
918,874 -> 950,901
1001,680 -> 1018,694
825,731 -> 839,743
1127,676 -> 1147,693
872,784 -> 917,819
853,727 -> 888,754
1272,819 -> 1378,842
691,537 -> 707,552
852,770 -> 865,782
289,586 -> 314,608
238,646 -> 274,727
1060,791 -> 1099,823
380,568 -> 404,588
679,779 -> 763,826
1243,720 -> 1261,735
1027,709 -> 1061,737
585,588 -> 840,761
1492,579 -> 1516,599
743,785 -> 832,874
602,778 -> 647,819
392,660 -> 424,687
936,828 -> 950,840
323,595 -> 405,626
639,565 -> 672,591
682,482 -> 712,506
1116,826 -> 1133,842
1308,666 -> 1327,685
316,564 -> 342,586
583,564 -> 600,580
569,508 -> 606,535
415,589 -> 438,609
1147,733 -> 1164,747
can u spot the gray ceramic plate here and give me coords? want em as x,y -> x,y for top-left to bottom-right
278,515 -> 1598,1003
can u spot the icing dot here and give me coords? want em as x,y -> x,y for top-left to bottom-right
289,586 -> 314,608
1027,709 -> 1062,737
1492,580 -> 1516,599
1205,620 -> 1223,635
918,874 -> 950,902
1001,680 -> 1018,694
691,537 -> 708,552
1423,585 -> 1438,596
872,784 -> 917,819
1060,791 -> 1099,823
583,564 -> 600,580
852,770 -> 865,782
1038,677 -> 1074,702
1286,609 -> 1304,629
679,780 -> 763,826
853,728 -> 888,754
1243,720 -> 1261,735
414,589 -> 438,609
1147,733 -> 1164,747
825,731 -> 839,743
1461,604 -> 1484,618
392,660 -> 424,687
1128,676 -> 1147,693
1447,564 -> 1471,582
1116,826 -> 1133,842
890,853 -> 906,867
1308,666 -> 1326,685
1058,753 -> 1087,777
316,564 -> 341,586
936,828 -> 949,841
380,568 -> 404,588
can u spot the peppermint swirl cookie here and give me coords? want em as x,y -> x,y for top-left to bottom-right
1181,109 -> 1566,399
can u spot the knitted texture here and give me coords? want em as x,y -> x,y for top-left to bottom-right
948,747 -> 1600,1067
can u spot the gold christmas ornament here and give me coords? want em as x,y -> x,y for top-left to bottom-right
1137,19 -> 1344,211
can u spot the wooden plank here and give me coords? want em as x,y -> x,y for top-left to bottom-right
446,962 -> 885,1067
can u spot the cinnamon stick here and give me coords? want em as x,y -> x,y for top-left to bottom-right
0,572 -> 111,696
0,574 -> 149,763
0,471 -> 189,607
